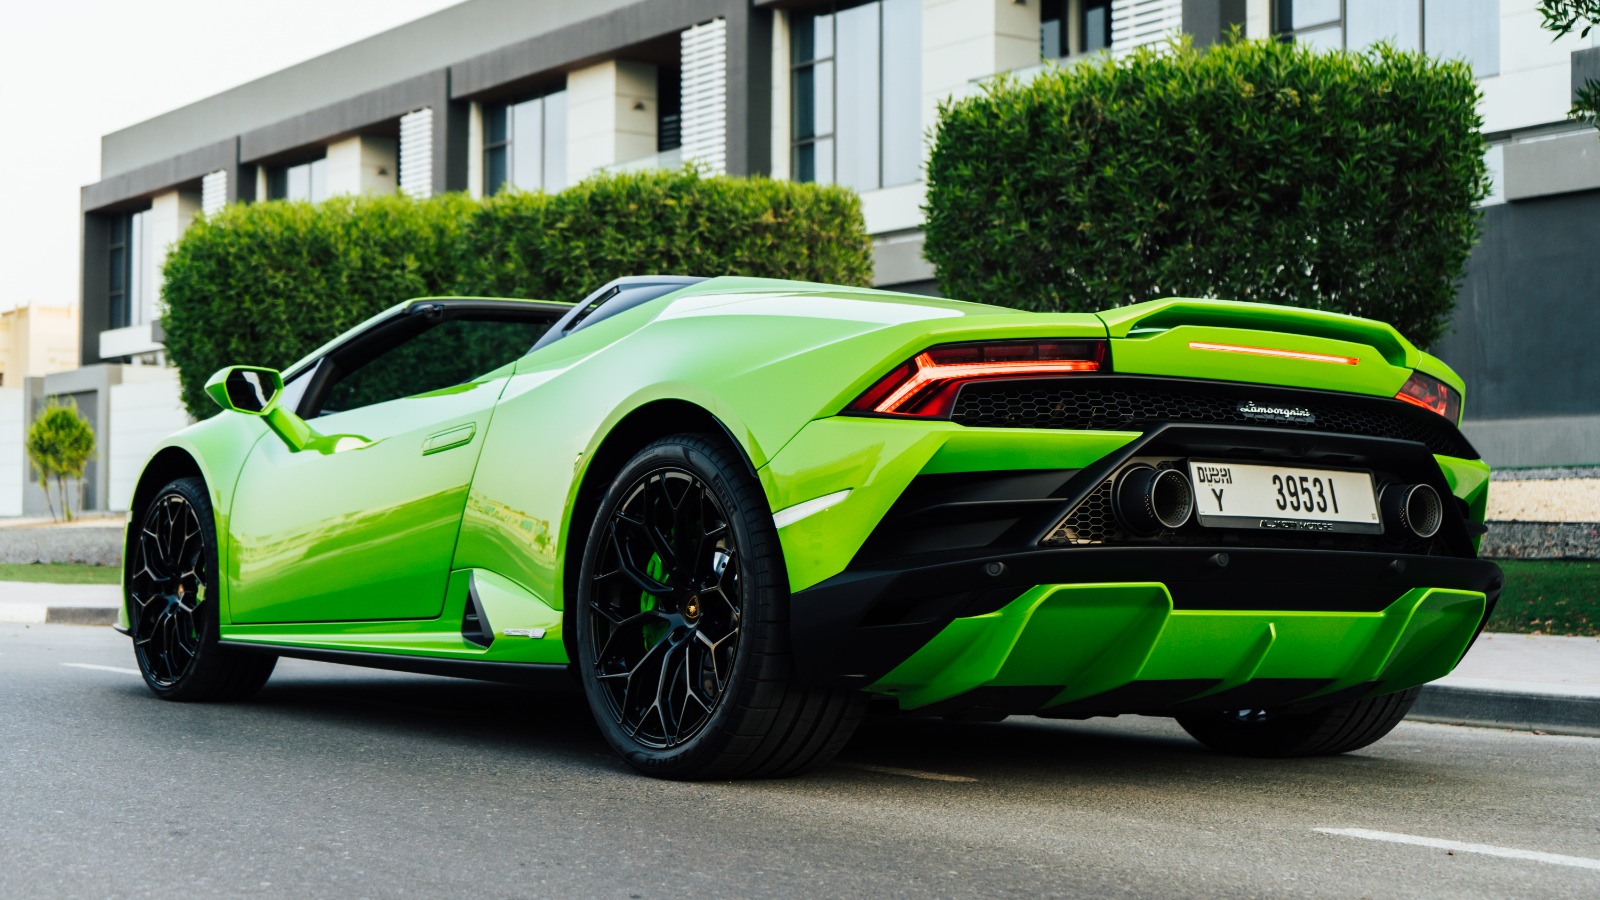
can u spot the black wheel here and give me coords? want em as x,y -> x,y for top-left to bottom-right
127,477 -> 276,701
575,434 -> 865,779
1175,687 -> 1421,757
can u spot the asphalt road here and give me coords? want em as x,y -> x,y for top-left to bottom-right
4,624 -> 1597,899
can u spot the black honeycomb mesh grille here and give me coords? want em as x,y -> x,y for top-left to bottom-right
949,377 -> 1475,458
1042,480 -> 1119,545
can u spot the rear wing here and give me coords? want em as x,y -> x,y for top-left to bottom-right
1097,299 -> 1418,369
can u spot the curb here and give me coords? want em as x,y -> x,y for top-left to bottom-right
1410,684 -> 1600,739
0,606 -> 119,627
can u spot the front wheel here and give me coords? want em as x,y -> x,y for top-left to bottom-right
1176,687 -> 1421,757
126,477 -> 276,701
575,434 -> 865,779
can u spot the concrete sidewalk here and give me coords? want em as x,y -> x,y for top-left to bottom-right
1411,631 -> 1600,738
0,583 -> 1593,737
0,582 -> 121,625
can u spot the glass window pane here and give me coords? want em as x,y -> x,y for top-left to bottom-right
544,90 -> 567,191
835,2 -> 881,192
486,103 -> 509,145
137,211 -> 158,324
485,146 -> 508,195
793,65 -> 817,139
1279,0 -> 1341,30
1041,0 -> 1064,59
108,247 -> 125,292
318,317 -> 555,416
1347,0 -> 1420,51
511,97 -> 544,191
1425,0 -> 1499,77
794,142 -> 817,184
286,164 -> 310,201
881,0 -> 922,187
1295,24 -> 1343,51
128,211 -> 145,325
1084,0 -> 1112,52
309,158 -> 328,202
812,137 -> 834,186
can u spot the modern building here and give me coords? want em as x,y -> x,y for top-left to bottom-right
59,0 -> 1600,514
0,304 -> 79,387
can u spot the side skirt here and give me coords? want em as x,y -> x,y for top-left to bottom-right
219,641 -> 576,689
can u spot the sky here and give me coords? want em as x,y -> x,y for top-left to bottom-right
0,0 -> 465,312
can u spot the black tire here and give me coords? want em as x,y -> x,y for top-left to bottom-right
575,434 -> 866,779
1176,687 -> 1421,757
126,477 -> 276,701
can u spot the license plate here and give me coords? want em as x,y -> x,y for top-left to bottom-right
1188,461 -> 1382,534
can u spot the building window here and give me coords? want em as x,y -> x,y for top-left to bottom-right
108,210 -> 154,330
485,86 -> 568,195
658,65 -> 683,154
1274,0 -> 1499,77
1041,0 -> 1113,60
792,0 -> 922,193
268,157 -> 330,202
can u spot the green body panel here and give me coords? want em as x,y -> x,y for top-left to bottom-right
122,277 -> 1491,705
759,418 -> 1140,592
227,372 -> 509,623
869,584 -> 1486,710
223,568 -> 565,663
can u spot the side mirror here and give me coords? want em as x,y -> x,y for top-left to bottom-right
205,366 -> 283,416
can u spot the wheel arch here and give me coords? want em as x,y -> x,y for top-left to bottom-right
125,446 -> 206,561
559,398 -> 763,662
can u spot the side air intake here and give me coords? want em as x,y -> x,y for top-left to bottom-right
462,577 -> 494,648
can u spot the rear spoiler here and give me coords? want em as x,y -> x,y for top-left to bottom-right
1096,298 -> 1420,370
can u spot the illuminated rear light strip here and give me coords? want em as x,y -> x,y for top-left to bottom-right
875,353 -> 1101,414
1188,341 -> 1359,366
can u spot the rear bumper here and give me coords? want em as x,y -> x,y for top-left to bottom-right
790,546 -> 1501,715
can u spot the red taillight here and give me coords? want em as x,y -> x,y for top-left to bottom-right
847,340 -> 1107,418
1394,371 -> 1462,421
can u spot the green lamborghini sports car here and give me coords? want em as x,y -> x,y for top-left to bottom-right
119,275 -> 1500,779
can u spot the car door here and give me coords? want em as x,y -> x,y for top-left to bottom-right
226,302 -> 559,624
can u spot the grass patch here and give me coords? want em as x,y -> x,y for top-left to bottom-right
0,562 -> 121,585
1487,560 -> 1600,637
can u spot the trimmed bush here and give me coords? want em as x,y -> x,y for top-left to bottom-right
162,168 -> 873,419
924,37 -> 1489,347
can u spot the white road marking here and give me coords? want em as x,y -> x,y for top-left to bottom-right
836,762 -> 977,783
61,663 -> 140,676
1316,828 -> 1600,872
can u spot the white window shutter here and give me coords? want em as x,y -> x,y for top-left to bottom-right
399,108 -> 434,198
201,170 -> 228,215
680,19 -> 728,175
1111,0 -> 1184,54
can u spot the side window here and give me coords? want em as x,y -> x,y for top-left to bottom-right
315,316 -> 551,417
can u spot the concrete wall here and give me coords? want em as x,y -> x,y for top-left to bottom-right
568,60 -> 660,180
1432,190 -> 1600,467
325,135 -> 399,197
107,370 -> 191,513
0,387 -> 23,517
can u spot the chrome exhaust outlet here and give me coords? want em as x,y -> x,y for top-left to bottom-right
1115,465 -> 1195,535
1381,483 -> 1443,539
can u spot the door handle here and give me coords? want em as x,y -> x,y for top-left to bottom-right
421,423 -> 475,455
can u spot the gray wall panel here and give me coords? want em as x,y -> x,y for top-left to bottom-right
1433,191 -> 1600,426
82,140 -> 236,212
101,0 -> 639,178
239,71 -> 444,164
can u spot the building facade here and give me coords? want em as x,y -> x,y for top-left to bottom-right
67,0 -> 1600,514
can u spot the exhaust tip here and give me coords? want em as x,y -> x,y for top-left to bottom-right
1115,465 -> 1194,535
1382,483 -> 1443,539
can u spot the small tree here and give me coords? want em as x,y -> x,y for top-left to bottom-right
1539,0 -> 1599,130
25,399 -> 97,522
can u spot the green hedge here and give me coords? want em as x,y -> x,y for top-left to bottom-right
924,37 -> 1488,347
162,168 -> 873,418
